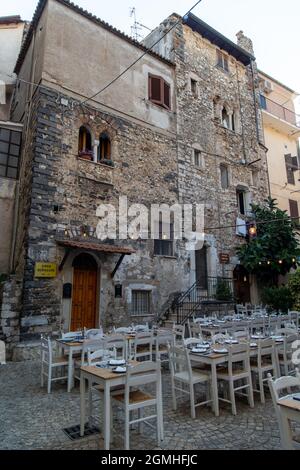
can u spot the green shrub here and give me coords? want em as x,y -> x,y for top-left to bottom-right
216,279 -> 233,301
288,269 -> 300,310
261,286 -> 294,313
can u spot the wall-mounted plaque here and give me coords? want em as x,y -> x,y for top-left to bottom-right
34,262 -> 57,278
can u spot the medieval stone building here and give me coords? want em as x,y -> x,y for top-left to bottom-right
0,0 -> 271,359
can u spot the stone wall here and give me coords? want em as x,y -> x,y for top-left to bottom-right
145,17 -> 270,281
9,87 -> 190,343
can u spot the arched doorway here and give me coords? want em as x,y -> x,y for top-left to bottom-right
71,253 -> 98,331
233,265 -> 251,304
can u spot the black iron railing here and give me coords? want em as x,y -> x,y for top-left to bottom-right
158,277 -> 234,326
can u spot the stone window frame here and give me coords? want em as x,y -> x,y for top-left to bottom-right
236,184 -> 252,216
126,284 -> 156,318
219,163 -> 230,190
189,72 -> 200,98
77,118 -> 116,168
192,144 -> 205,171
216,49 -> 229,73
213,97 -> 239,133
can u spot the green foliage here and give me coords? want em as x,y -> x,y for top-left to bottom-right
261,286 -> 294,313
288,269 -> 300,310
236,198 -> 300,285
216,279 -> 233,301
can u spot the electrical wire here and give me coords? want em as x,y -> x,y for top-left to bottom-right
77,0 -> 203,107
205,215 -> 299,231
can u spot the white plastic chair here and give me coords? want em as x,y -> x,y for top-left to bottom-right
112,361 -> 163,450
40,337 -> 69,393
216,343 -> 254,415
0,340 -> 6,365
168,344 -> 212,419
268,372 -> 300,449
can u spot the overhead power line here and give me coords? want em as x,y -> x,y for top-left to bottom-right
77,0 -> 203,108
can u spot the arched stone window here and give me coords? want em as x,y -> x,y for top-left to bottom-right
78,126 -> 93,159
98,132 -> 111,162
221,107 -> 235,131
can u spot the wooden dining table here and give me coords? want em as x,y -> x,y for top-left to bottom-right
80,361 -> 157,450
189,340 -> 283,417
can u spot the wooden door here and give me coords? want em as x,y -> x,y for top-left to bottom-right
71,266 -> 97,331
196,247 -> 208,289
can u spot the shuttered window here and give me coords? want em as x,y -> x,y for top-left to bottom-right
132,290 -> 151,316
289,199 -> 299,223
149,74 -> 171,110
285,154 -> 295,185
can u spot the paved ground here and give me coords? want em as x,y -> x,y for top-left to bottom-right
0,361 -> 283,450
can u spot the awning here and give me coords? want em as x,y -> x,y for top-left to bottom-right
56,239 -> 135,255
56,239 -> 136,277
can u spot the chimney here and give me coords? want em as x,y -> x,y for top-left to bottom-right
236,30 -> 254,55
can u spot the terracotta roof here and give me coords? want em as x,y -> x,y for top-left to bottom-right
184,13 -> 255,66
0,16 -> 23,24
56,239 -> 136,255
14,0 -> 174,74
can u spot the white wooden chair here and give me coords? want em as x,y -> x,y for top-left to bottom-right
112,361 -> 163,450
40,336 -> 69,393
211,333 -> 230,344
104,334 -> 127,360
62,331 -> 80,340
0,340 -> 6,365
251,338 -> 277,403
168,344 -> 212,419
85,328 -> 104,339
216,343 -> 254,415
114,327 -> 132,334
133,331 -> 153,361
277,333 -> 299,376
154,329 -> 174,365
184,337 -> 205,348
74,338 -> 108,381
268,372 -> 300,449
173,324 -> 186,345
233,327 -> 248,340
188,320 -> 202,339
134,323 -> 149,332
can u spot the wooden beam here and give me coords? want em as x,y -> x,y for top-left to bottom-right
59,249 -> 71,272
111,254 -> 125,279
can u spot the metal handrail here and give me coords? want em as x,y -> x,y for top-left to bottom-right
260,94 -> 300,128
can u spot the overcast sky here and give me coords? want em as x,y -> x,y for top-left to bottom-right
1,0 -> 300,101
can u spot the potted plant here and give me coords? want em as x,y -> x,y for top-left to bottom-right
79,149 -> 94,161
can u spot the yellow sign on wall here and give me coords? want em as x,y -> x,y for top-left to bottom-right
34,262 -> 57,278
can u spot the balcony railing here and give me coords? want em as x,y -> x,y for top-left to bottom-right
260,95 -> 300,128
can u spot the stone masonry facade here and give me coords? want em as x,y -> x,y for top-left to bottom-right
1,5 -> 272,357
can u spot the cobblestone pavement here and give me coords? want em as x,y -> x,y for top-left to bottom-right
0,361 -> 282,450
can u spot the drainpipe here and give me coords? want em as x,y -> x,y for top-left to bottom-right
250,60 -> 262,145
236,64 -> 247,164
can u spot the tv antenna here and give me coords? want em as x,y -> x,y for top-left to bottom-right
130,7 -> 152,41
